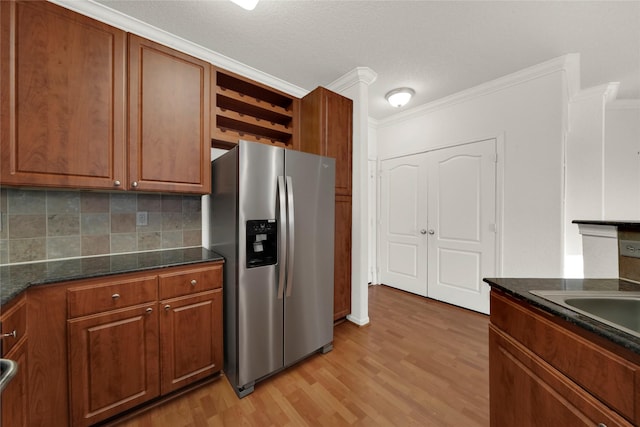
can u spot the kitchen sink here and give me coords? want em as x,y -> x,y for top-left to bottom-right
529,290 -> 640,339
0,359 -> 18,393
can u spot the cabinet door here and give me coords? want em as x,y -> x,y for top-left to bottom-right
489,326 -> 632,427
128,34 -> 211,194
334,195 -> 352,320
159,290 -> 222,394
0,0 -> 126,190
324,90 -> 353,196
300,87 -> 352,196
1,340 -> 28,427
68,304 -> 159,427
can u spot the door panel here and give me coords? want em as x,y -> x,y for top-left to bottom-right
379,157 -> 428,296
438,155 -> 481,242
283,149 -> 335,365
427,140 -> 496,313
438,249 -> 481,291
237,141 -> 284,387
388,243 -> 417,276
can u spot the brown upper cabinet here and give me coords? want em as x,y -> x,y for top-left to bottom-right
0,1 -> 211,194
128,35 -> 210,194
300,87 -> 353,196
0,0 -> 127,190
211,66 -> 299,150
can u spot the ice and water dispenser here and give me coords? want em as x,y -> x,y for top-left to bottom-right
246,220 -> 278,268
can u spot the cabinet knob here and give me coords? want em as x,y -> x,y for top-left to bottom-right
164,304 -> 171,311
114,180 -> 121,187
146,307 -> 153,314
112,293 -> 120,300
428,229 -> 435,235
131,181 -> 139,188
0,330 -> 17,339
420,229 -> 427,235
190,279 -> 197,286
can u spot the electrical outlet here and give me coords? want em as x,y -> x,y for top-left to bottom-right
620,239 -> 640,258
136,211 -> 148,226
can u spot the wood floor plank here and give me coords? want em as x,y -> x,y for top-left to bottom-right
117,285 -> 489,426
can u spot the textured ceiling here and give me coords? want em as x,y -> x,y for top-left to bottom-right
94,0 -> 640,120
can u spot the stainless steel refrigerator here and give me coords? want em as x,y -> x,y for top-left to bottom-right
209,140 -> 335,398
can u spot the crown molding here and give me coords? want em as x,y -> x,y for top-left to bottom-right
607,99 -> 640,110
571,82 -> 620,103
48,0 -> 308,98
378,53 -> 581,127
327,67 -> 378,93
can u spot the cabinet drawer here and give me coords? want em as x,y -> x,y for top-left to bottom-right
67,276 -> 158,318
0,295 -> 26,357
159,265 -> 222,299
491,291 -> 639,423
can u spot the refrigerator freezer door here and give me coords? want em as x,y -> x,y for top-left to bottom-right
283,149 -> 335,366
237,142 -> 285,388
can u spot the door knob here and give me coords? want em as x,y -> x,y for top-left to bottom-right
420,229 -> 427,235
428,229 -> 435,235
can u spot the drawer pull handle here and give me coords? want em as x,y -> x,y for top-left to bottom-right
146,308 -> 153,314
164,304 -> 171,311
597,424 -> 608,427
112,293 -> 120,300
190,279 -> 197,286
0,330 -> 16,339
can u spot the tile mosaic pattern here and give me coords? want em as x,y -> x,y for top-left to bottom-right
0,189 -> 202,264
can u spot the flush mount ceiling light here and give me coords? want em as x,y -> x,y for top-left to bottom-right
385,88 -> 415,108
230,0 -> 259,10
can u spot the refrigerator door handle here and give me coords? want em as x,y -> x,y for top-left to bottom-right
277,176 -> 287,299
285,176 -> 295,297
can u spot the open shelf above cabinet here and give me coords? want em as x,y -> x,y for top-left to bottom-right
211,66 -> 299,150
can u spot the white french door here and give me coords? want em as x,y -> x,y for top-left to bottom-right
379,139 -> 497,313
379,155 -> 429,296
426,140 -> 496,313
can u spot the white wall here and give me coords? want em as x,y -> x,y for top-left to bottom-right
604,101 -> 640,219
376,56 -> 578,277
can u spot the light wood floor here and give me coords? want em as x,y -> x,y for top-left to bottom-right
118,285 -> 490,426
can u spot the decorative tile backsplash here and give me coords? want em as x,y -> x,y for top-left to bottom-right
0,189 -> 202,265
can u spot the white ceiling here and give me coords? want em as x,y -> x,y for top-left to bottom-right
94,0 -> 640,121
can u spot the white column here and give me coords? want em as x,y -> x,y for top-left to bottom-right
328,67 -> 377,326
565,82 -> 619,277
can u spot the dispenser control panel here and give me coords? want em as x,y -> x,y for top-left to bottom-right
246,219 -> 278,268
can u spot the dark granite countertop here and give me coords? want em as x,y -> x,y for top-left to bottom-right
572,220 -> 640,228
0,247 -> 224,306
484,277 -> 640,355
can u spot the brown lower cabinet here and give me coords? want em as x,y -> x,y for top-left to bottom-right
159,290 -> 222,395
490,289 -> 640,426
1,294 -> 29,427
333,195 -> 352,320
21,261 -> 223,427
68,304 -> 160,427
